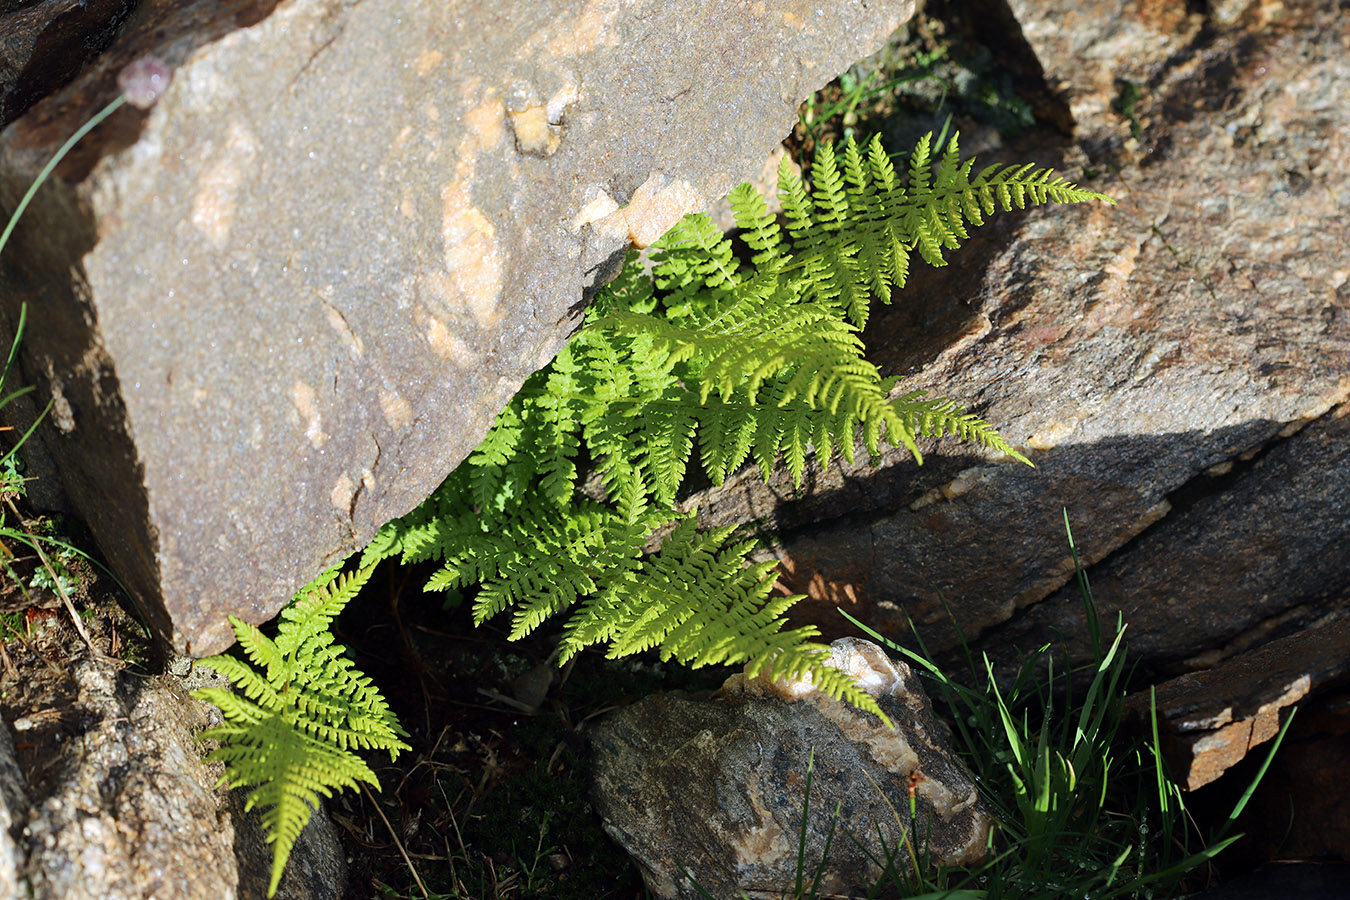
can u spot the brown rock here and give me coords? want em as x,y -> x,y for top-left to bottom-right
588,638 -> 991,900
0,656 -> 345,899
0,0 -> 137,127
0,0 -> 917,655
1123,619 -> 1350,790
1230,691 -> 1350,864
687,0 -> 1350,672
981,403 -> 1350,679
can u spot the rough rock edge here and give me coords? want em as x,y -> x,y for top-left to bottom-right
0,656 -> 345,899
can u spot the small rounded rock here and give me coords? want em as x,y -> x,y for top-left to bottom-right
117,56 -> 173,110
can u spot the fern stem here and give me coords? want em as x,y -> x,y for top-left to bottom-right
363,783 -> 429,900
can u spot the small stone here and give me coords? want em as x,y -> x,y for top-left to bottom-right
588,638 -> 991,900
116,57 -> 173,110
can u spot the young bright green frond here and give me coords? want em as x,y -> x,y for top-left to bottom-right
896,391 -> 1033,465
276,565 -> 375,655
358,130 -> 1108,733
729,182 -> 785,268
194,563 -> 408,897
194,680 -> 275,723
204,710 -> 380,896
650,213 -> 741,317
587,249 -> 656,319
225,619 -> 290,691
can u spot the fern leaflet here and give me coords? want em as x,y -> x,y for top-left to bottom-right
193,564 -> 409,897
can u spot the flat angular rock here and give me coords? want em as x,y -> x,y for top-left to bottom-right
0,0 -> 915,654
687,1 -> 1350,672
989,406 -> 1350,680
588,638 -> 991,900
1122,619 -> 1350,790
1222,690 -> 1350,865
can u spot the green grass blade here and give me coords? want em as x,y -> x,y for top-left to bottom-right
0,96 -> 127,256
1217,706 -> 1297,840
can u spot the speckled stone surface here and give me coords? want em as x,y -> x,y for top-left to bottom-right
684,0 -> 1350,676
589,638 -> 991,900
0,657 -> 345,899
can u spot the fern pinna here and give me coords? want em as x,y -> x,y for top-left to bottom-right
365,132 -> 1113,718
193,564 -> 409,897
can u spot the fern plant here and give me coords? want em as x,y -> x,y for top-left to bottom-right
363,132 -> 1113,722
192,564 -> 410,897
195,131 -> 1110,891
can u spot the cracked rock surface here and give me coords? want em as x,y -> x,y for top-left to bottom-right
0,655 -> 344,900
691,0 -> 1347,678
1124,618 -> 1350,790
683,0 -> 1348,785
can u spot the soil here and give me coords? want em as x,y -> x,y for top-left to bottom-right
0,504 -> 159,802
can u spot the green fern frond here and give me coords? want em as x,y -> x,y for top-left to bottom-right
780,132 -> 1113,315
895,390 -> 1032,464
194,563 -> 409,897
558,517 -> 890,724
358,130 -> 1109,722
353,131 -> 1108,730
196,129 -> 1111,897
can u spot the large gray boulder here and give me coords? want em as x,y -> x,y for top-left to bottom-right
0,0 -> 916,655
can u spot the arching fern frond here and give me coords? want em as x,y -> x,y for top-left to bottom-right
193,564 -> 409,897
777,132 -> 1112,325
559,516 -> 891,726
895,389 -> 1031,461
200,128 -> 1110,900
355,129 -> 1108,723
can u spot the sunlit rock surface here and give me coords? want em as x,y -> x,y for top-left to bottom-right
0,0 -> 915,654
589,637 -> 991,900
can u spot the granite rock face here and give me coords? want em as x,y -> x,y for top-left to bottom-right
0,656 -> 344,899
687,0 -> 1349,689
0,0 -> 917,655
589,638 -> 991,900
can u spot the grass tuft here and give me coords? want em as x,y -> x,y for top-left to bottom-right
683,514 -> 1291,899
